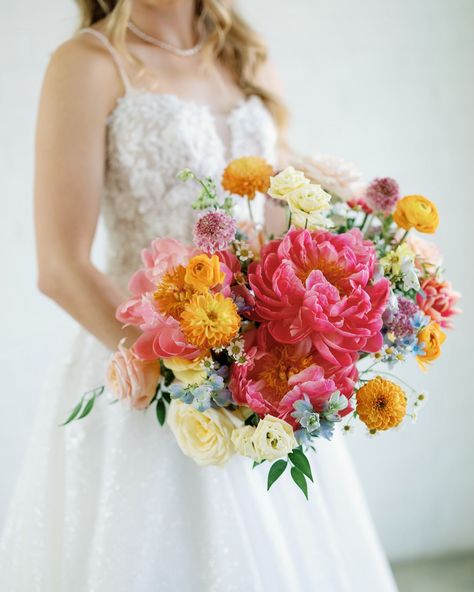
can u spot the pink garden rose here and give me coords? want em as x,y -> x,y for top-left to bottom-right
406,235 -> 443,273
417,277 -> 461,329
248,228 -> 390,367
128,238 -> 197,296
229,327 -> 356,423
106,343 -> 161,409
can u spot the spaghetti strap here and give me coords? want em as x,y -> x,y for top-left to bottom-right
79,28 -> 132,92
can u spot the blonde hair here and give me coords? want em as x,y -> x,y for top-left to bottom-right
76,0 -> 288,131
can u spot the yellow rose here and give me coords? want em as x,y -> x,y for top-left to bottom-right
416,322 -> 446,370
184,254 -> 224,292
287,184 -> 332,229
251,416 -> 297,462
162,357 -> 207,386
231,425 -> 259,460
167,400 -> 238,466
393,195 -> 439,234
268,166 -> 310,200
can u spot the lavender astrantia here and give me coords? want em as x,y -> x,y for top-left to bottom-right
365,177 -> 400,215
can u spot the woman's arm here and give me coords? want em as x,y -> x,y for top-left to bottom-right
35,35 -> 140,351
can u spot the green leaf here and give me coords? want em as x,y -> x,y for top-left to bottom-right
288,449 -> 313,482
267,459 -> 288,490
78,396 -> 96,420
161,391 -> 171,404
156,398 -> 166,426
60,400 -> 83,427
244,413 -> 259,427
252,459 -> 265,469
291,466 -> 308,499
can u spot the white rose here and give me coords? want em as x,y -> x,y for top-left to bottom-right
268,166 -> 310,200
252,416 -> 297,462
287,184 -> 332,229
167,400 -> 237,466
231,425 -> 259,460
295,153 -> 366,202
162,357 -> 207,386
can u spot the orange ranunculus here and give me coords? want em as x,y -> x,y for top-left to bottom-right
184,254 -> 225,292
416,321 -> 446,370
222,156 -> 274,200
154,265 -> 196,319
356,377 -> 406,431
393,194 -> 439,234
180,292 -> 240,349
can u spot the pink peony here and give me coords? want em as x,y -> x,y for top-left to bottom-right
106,343 -> 161,409
229,327 -> 355,423
248,228 -> 390,367
417,277 -> 461,329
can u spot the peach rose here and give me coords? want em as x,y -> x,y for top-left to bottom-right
106,343 -> 161,409
393,195 -> 439,234
184,254 -> 225,292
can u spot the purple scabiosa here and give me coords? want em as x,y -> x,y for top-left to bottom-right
386,296 -> 419,340
193,210 -> 237,253
365,177 -> 400,215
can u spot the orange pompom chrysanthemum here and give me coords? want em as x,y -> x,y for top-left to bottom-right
222,156 -> 274,200
154,265 -> 197,320
356,377 -> 407,431
180,292 -> 240,349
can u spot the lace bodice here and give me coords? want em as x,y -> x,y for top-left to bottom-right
81,28 -> 278,286
103,90 -> 277,285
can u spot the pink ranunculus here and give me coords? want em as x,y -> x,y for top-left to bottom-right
229,327 -> 355,423
128,238 -> 196,296
417,277 -> 461,329
106,343 -> 161,410
248,228 -> 390,367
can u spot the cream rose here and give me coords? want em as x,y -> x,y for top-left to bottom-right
251,416 -> 297,462
286,184 -> 331,229
268,166 -> 310,200
167,400 -> 237,466
231,425 -> 259,460
162,357 -> 207,386
106,343 -> 160,410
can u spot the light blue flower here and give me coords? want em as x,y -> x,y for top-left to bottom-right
212,388 -> 233,407
291,398 -> 321,436
168,383 -> 193,404
323,391 -> 348,422
192,385 -> 213,412
208,373 -> 225,391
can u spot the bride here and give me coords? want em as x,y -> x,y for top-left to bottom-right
0,1 -> 398,590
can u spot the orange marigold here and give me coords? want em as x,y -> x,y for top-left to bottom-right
154,265 -> 196,319
356,377 -> 407,431
180,292 -> 240,349
222,156 -> 274,200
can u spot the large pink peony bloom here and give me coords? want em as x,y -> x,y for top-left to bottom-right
417,277 -> 461,329
229,327 -> 356,423
248,228 -> 390,367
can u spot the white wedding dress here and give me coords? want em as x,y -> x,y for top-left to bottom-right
0,30 -> 398,592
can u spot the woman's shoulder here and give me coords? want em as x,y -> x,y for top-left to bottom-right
43,27 -> 122,115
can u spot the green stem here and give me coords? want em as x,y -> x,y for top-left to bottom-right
247,199 -> 255,223
365,369 -> 417,394
398,229 -> 410,245
360,212 -> 369,230
197,178 -> 215,202
362,214 -> 373,237
287,212 -> 293,230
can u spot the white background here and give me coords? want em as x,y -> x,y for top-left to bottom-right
1,0 -> 473,562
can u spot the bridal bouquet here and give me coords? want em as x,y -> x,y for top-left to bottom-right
64,155 -> 460,498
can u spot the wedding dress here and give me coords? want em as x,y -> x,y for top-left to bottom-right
0,29 -> 398,592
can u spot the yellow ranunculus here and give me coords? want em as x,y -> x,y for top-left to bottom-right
184,254 -> 224,292
268,166 -> 310,200
251,416 -> 297,462
231,425 -> 259,460
286,184 -> 332,229
416,322 -> 446,370
167,400 -> 237,466
162,357 -> 207,386
393,195 -> 439,234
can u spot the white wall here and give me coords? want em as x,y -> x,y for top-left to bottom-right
1,0 -> 473,563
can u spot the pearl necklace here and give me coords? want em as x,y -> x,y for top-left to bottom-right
127,21 -> 205,58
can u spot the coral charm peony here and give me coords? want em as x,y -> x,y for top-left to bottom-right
248,228 -> 390,367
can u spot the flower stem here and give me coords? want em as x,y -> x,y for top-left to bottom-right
360,212 -> 369,230
247,199 -> 255,223
365,369 -> 417,395
287,212 -> 293,230
398,229 -> 410,245
362,214 -> 373,237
